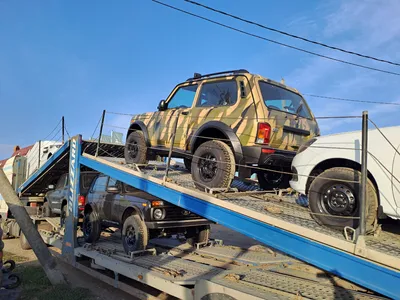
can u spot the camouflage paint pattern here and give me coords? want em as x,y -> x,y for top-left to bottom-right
129,72 -> 319,155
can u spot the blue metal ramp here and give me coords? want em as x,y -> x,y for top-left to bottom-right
19,136 -> 400,299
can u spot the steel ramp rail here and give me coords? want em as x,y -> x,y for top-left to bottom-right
80,153 -> 400,299
17,140 -> 125,196
18,140 -> 71,195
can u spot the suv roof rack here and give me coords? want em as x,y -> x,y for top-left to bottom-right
186,69 -> 249,81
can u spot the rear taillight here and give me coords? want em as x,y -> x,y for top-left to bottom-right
78,195 -> 86,207
257,123 -> 271,144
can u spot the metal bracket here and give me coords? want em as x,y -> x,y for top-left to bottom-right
344,226 -> 356,242
195,239 -> 224,250
207,187 -> 238,195
113,271 -> 119,288
129,248 -> 157,259
90,259 -> 106,270
354,235 -> 368,257
129,163 -> 143,173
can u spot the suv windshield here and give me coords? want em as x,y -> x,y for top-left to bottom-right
259,81 -> 312,119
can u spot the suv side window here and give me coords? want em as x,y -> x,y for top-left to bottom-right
56,174 -> 67,189
92,175 -> 108,192
167,84 -> 198,109
196,80 -> 238,107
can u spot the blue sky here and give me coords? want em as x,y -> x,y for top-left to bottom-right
1,0 -> 400,159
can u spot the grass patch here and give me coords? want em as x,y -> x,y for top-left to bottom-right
3,251 -> 29,263
1,258 -> 94,300
18,265 -> 93,300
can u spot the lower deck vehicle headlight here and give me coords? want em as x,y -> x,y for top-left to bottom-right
153,208 -> 164,220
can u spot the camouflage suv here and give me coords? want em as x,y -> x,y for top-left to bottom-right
124,70 -> 319,191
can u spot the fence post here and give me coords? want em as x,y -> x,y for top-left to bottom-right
359,111 -> 368,236
164,112 -> 180,182
95,110 -> 106,157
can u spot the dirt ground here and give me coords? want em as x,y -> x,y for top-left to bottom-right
1,224 -> 265,299
2,238 -> 137,300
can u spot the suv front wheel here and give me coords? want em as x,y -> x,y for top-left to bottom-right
191,140 -> 235,191
124,131 -> 148,165
308,167 -> 378,230
122,215 -> 148,254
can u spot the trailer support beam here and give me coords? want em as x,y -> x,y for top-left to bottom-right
0,169 -> 66,285
62,135 -> 81,263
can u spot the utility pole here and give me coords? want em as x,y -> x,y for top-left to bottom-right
62,116 -> 65,144
0,170 -> 66,285
95,110 -> 106,157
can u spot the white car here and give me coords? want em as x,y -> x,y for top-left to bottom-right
290,126 -> 400,229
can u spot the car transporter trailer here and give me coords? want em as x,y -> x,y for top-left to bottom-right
15,136 -> 400,300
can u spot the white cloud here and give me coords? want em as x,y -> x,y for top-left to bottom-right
324,0 -> 400,47
284,0 -> 400,134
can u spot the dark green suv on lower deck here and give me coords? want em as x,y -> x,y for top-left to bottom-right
82,174 -> 212,253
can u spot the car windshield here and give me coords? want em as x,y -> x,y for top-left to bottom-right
259,81 -> 312,119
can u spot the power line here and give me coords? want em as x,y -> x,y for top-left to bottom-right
184,0 -> 400,68
303,94 -> 400,106
42,119 -> 62,141
152,0 -> 400,76
64,125 -> 71,139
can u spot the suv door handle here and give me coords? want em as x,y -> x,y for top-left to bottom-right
181,111 -> 189,115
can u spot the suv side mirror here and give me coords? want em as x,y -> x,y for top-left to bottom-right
107,186 -> 119,193
48,184 -> 55,190
157,100 -> 167,111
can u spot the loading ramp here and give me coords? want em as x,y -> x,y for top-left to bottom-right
16,135 -> 400,299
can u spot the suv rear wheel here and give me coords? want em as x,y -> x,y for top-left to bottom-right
257,166 -> 289,190
43,202 -> 54,218
122,215 -> 148,253
83,211 -> 101,243
60,204 -> 67,228
124,131 -> 148,165
308,167 -> 378,230
184,158 -> 192,172
186,225 -> 210,245
191,140 -> 235,191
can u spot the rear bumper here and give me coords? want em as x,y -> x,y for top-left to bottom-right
145,218 -> 212,229
242,146 -> 295,167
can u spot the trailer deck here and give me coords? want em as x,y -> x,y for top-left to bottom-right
74,231 -> 385,300
17,136 -> 400,299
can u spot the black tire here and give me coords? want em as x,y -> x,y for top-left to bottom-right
82,210 -> 101,243
122,215 -> 148,254
2,260 -> 16,273
60,204 -> 67,227
257,165 -> 289,190
187,225 -> 211,246
20,233 -> 31,250
308,167 -> 378,230
191,140 -> 235,191
184,158 -> 192,172
124,131 -> 148,165
43,202 -> 54,217
4,274 -> 21,289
